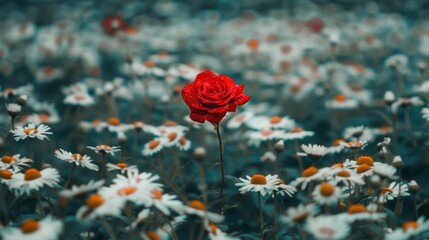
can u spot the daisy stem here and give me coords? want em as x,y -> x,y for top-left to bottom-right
64,164 -> 76,189
294,140 -> 304,173
0,184 -> 9,225
29,139 -> 33,162
100,153 -> 106,179
258,192 -> 264,240
390,110 -> 399,155
214,125 -> 225,215
394,177 -> 402,216
124,203 -> 134,240
36,192 -> 45,217
412,193 -> 419,218
100,217 -> 117,240
404,108 -> 417,147
395,70 -> 404,96
273,192 -> 278,240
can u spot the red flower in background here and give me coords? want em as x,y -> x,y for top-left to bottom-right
182,70 -> 251,124
102,15 -> 127,35
307,17 -> 325,33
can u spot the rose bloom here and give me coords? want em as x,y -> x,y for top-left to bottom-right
181,70 -> 251,124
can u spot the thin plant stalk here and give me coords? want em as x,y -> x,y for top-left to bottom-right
64,164 -> 76,189
214,124 -> 225,214
0,184 -> 9,225
258,192 -> 264,240
36,192 -> 45,217
294,140 -> 304,173
100,217 -> 117,240
100,153 -> 106,179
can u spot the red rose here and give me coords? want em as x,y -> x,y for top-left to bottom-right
182,70 -> 251,124
102,15 -> 127,35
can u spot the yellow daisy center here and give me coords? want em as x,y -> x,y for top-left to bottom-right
187,200 -> 205,210
20,220 -> 40,234
402,221 -> 419,232
0,170 -> 13,179
250,174 -> 267,185
319,182 -> 335,197
148,140 -> 160,149
356,164 -> 371,174
107,117 -> 120,126
302,166 -> 319,177
117,186 -> 137,196
151,189 -> 163,200
24,168 -> 41,181
86,194 -> 105,209
348,204 -> 367,214
146,231 -> 161,240
357,156 -> 374,166
270,116 -> 282,124
23,128 -> 38,135
336,170 -> 351,178
1,155 -> 16,163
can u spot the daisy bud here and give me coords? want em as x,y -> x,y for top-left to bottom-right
384,91 -> 395,106
6,103 -> 21,118
193,147 -> 206,162
369,175 -> 382,189
41,163 -> 52,170
274,140 -> 285,153
16,95 -> 28,106
392,156 -> 403,169
408,180 -> 419,193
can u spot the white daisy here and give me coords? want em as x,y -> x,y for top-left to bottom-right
226,111 -> 254,129
297,144 -> 327,161
235,174 -> 280,196
76,193 -> 124,220
1,215 -> 63,240
0,154 -> 32,171
325,94 -> 359,110
422,106 -> 429,121
275,179 -> 297,197
281,127 -> 314,141
373,163 -> 396,179
142,138 -> 167,156
176,137 -> 191,151
312,182 -> 341,205
281,204 -> 319,225
383,181 -> 410,201
144,189 -> 184,215
391,97 -> 424,113
106,163 -> 137,174
63,92 -> 95,107
54,149 -> 98,171
6,103 -> 21,117
10,123 -> 53,141
291,167 -> 331,190
87,145 -> 121,156
331,168 -> 365,187
305,215 -> 351,240
340,204 -> 386,223
59,180 -> 105,199
386,217 -> 429,240
182,200 -> 224,223
8,168 -> 60,195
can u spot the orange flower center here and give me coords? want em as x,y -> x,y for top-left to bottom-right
86,194 -> 105,209
210,224 -> 218,235
333,138 -> 344,146
334,94 -> 347,102
0,170 -> 13,179
290,84 -> 301,94
188,200 -> 206,210
278,179 -> 285,184
282,44 -> 292,54
39,114 -> 49,122
1,155 -> 16,163
107,117 -> 121,126
179,137 -> 187,145
164,121 -> 177,126
302,166 -> 319,177
319,182 -> 335,196
148,140 -> 160,149
116,163 -> 128,168
270,116 -> 282,124
42,66 -> 55,75
146,231 -> 161,240
168,132 -> 178,142
23,128 -> 38,135
74,95 -> 86,101
383,187 -> 393,193
151,189 -> 163,199
144,60 -> 156,68
72,153 -> 83,161
117,186 -> 137,196
348,142 -> 363,148
24,168 -> 41,181
20,220 -> 40,234
356,156 -> 374,166
247,39 -> 260,50
92,119 -> 102,125
348,204 -> 367,214
402,221 -> 419,232
250,174 -> 267,185
356,164 -> 371,174
290,127 -> 304,133
331,163 -> 343,168
261,129 -> 273,136
336,170 -> 351,177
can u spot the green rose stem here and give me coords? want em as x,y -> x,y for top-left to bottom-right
214,124 -> 225,214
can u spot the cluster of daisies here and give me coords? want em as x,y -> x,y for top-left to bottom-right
1,0 -> 429,239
